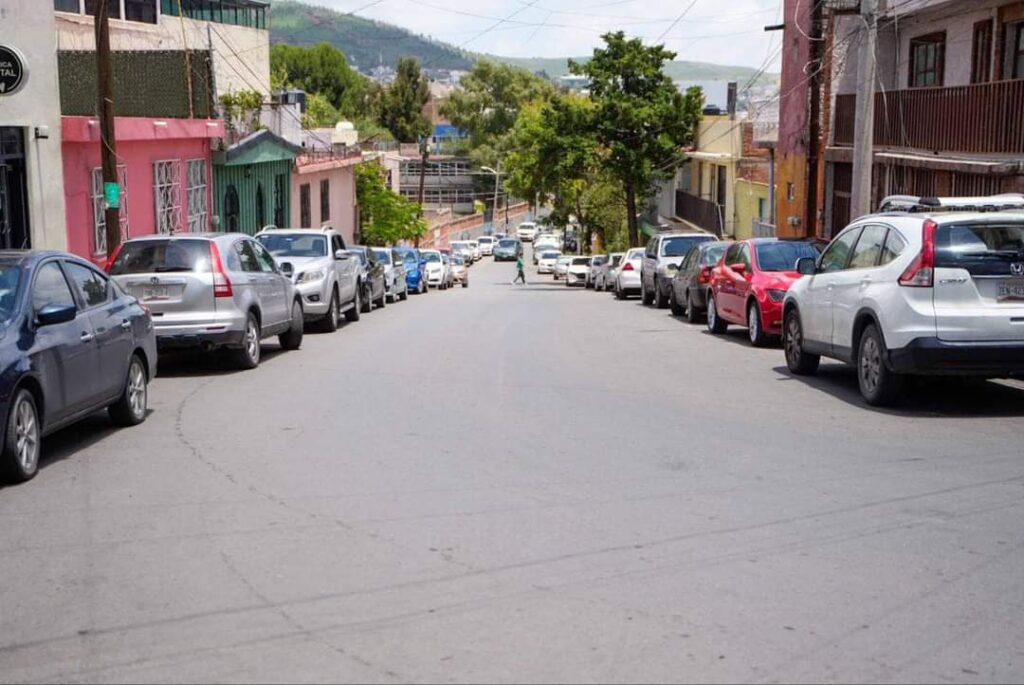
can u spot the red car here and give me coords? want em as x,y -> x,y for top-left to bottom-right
706,238 -> 823,346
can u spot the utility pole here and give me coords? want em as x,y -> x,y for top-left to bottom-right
415,137 -> 429,247
491,163 -> 501,230
805,0 -> 824,238
96,0 -> 121,257
851,0 -> 878,220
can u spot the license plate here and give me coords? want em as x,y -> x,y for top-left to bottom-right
142,285 -> 169,300
997,279 -> 1024,301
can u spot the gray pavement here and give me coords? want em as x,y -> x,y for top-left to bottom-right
2,254 -> 1024,683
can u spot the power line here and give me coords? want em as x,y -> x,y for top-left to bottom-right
655,0 -> 702,43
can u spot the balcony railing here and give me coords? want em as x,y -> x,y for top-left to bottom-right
295,146 -> 362,167
752,219 -> 776,237
834,79 -> 1024,154
675,190 -> 722,236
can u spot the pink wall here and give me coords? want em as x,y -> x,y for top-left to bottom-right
291,165 -> 357,245
778,0 -> 812,159
62,116 -> 221,264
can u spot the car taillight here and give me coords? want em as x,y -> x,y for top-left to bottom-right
698,266 -> 711,284
103,243 -> 124,273
622,262 -> 634,271
209,242 -> 233,298
899,220 -> 936,288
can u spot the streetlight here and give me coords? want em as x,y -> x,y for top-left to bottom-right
481,165 -> 502,235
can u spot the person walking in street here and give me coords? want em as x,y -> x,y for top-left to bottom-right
512,255 -> 526,285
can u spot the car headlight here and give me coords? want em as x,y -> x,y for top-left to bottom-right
298,269 -> 326,284
766,288 -> 787,302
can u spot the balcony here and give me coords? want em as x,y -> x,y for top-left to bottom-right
834,80 -> 1024,154
675,190 -> 722,236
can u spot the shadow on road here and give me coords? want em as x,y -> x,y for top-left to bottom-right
774,363 -> 1024,417
156,346 -> 287,378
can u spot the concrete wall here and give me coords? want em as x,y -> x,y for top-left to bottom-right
54,10 -> 270,96
735,179 -> 770,241
1,0 -> 68,250
291,165 -> 357,245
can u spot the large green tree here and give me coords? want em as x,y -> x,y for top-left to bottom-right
271,42 -> 371,118
378,57 -> 431,143
355,162 -> 426,246
570,32 -> 703,246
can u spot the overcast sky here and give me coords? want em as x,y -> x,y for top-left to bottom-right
307,0 -> 785,69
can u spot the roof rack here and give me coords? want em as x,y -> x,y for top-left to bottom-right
878,194 -> 1024,213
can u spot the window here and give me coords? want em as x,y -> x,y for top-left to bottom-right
909,32 -> 945,88
65,262 -> 111,308
54,0 -> 80,11
1013,23 -> 1024,80
124,0 -> 157,23
320,179 -> 330,223
645,237 -> 658,259
186,159 -> 208,233
234,240 -> 261,272
251,242 -> 278,274
723,243 -> 742,267
85,0 -> 121,18
848,225 -> 889,270
754,241 -> 820,272
880,231 -> 907,265
758,197 -> 768,219
224,186 -> 240,232
971,20 -> 993,84
299,183 -> 311,228
32,262 -> 76,315
256,184 -> 266,228
737,244 -> 753,271
332,235 -> 346,254
91,166 -> 128,256
819,227 -> 862,273
154,160 -> 182,235
108,238 -> 213,275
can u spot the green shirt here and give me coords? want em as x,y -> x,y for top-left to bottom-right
516,257 -> 524,270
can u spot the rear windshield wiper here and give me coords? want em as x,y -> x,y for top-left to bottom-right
153,266 -> 195,273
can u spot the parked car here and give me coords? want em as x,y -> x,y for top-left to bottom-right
0,251 -> 156,483
469,240 -> 482,261
783,194 -> 1024,406
669,240 -> 731,322
532,236 -> 561,264
553,256 -> 571,280
372,248 -> 409,303
256,227 -> 360,332
108,234 -> 304,369
517,222 -> 539,242
565,256 -> 591,287
641,232 -> 716,308
348,246 -> 388,312
450,241 -> 475,265
440,253 -> 455,289
394,246 -> 428,295
586,255 -> 608,288
493,238 -> 523,262
451,254 -> 470,288
420,250 -> 447,289
477,236 -> 496,256
614,248 -> 645,299
537,250 -> 562,274
706,238 -> 823,347
596,252 -> 624,292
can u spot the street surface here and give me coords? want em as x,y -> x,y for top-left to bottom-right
2,255 -> 1024,683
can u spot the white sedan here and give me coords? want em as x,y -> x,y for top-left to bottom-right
565,256 -> 591,287
553,256 -> 571,280
537,250 -> 562,274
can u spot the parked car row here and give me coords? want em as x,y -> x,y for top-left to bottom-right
539,193 -> 1024,406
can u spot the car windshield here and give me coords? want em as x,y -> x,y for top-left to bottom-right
498,240 -> 518,248
935,223 -> 1024,276
756,241 -> 823,271
452,256 -> 464,265
109,239 -> 212,275
478,237 -> 493,244
610,255 -> 623,266
572,257 -> 591,266
701,243 -> 729,266
662,236 -> 708,257
541,251 -> 561,259
395,249 -> 418,264
627,249 -> 644,260
422,252 -> 441,263
0,265 -> 22,324
372,249 -> 391,264
256,234 -> 327,258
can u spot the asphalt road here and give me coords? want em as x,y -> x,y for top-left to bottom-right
2,253 -> 1024,684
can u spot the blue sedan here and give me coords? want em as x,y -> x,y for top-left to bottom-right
394,247 -> 428,295
0,251 -> 157,483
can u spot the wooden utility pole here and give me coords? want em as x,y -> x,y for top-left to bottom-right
95,0 -> 121,257
415,137 -> 429,247
806,0 -> 825,238
851,0 -> 879,220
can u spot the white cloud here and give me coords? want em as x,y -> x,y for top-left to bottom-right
301,0 -> 784,69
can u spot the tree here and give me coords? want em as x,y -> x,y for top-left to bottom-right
570,32 -> 703,246
270,43 -> 371,118
378,57 -> 431,142
355,162 -> 427,246
302,92 -> 340,129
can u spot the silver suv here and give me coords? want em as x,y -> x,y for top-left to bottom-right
641,232 -> 715,308
109,233 -> 305,369
256,227 -> 360,332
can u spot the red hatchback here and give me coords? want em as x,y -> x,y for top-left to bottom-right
707,239 -> 823,346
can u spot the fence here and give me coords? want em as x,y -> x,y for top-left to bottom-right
418,202 -> 531,249
752,219 -> 776,237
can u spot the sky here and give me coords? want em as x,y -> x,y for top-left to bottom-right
306,0 -> 786,69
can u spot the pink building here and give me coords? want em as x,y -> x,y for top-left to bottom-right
290,149 -> 362,245
62,116 -> 224,264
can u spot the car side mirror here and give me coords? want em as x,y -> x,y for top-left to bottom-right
280,262 -> 294,278
796,257 -> 817,275
36,303 -> 77,327
729,262 -> 747,274
335,250 -> 350,261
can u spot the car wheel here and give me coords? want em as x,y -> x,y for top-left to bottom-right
346,288 -> 361,322
641,277 -> 653,305
234,313 -> 261,369
321,290 -> 340,332
784,308 -> 820,376
278,300 -> 304,351
109,354 -> 148,426
375,284 -> 386,309
669,287 -> 685,316
707,293 -> 727,334
616,283 -> 625,300
399,285 -> 409,301
1,389 -> 41,483
858,324 -> 903,407
360,285 -> 372,313
747,301 -> 769,347
654,278 -> 668,309
686,290 -> 701,324
462,280 -> 468,288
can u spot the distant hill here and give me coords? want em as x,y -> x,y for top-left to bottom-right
269,0 -> 776,85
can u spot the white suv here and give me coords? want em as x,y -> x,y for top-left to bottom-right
516,222 -> 538,242
782,194 -> 1024,406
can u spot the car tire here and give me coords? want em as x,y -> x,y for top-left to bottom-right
616,283 -> 625,300
234,313 -> 261,369
0,389 -> 41,483
654,278 -> 668,309
109,354 -> 148,427
360,285 -> 372,313
462,281 -> 468,288
858,324 -> 903,407
320,290 -> 340,332
707,293 -> 727,334
346,288 -> 361,322
641,277 -> 653,306
669,288 -> 685,316
399,286 -> 409,302
747,301 -> 769,347
375,285 -> 386,309
686,290 -> 701,324
278,301 -> 304,351
784,308 -> 820,376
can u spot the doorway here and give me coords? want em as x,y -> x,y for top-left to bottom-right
0,128 -> 30,250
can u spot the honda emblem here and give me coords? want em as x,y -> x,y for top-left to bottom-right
1012,262 -> 1024,277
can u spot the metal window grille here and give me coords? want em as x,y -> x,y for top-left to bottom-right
91,166 -> 129,256
300,183 -> 311,228
154,160 -> 182,234
320,179 -> 330,222
185,159 -> 208,232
